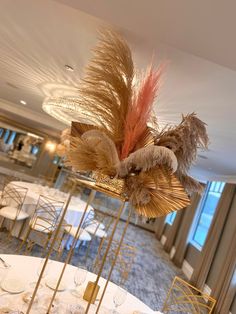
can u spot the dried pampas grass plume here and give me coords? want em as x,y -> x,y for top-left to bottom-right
77,30 -> 134,145
177,172 -> 204,194
155,113 -> 209,173
121,64 -> 165,159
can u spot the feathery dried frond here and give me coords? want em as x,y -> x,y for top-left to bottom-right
117,146 -> 178,177
155,113 -> 209,174
77,30 -> 134,145
121,64 -> 165,159
177,172 -> 204,194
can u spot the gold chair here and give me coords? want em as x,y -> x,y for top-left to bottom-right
0,183 -> 28,237
56,222 -> 92,259
82,208 -> 116,264
20,195 -> 64,253
83,208 -> 112,239
0,176 -> 20,205
94,239 -> 137,286
162,276 -> 216,314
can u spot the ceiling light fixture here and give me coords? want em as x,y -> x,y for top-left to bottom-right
20,100 -> 27,105
42,96 -> 103,126
64,64 -> 74,72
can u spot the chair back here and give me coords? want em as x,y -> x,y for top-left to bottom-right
83,207 -> 115,235
94,239 -> 136,286
1,183 -> 27,211
162,276 -> 216,313
31,195 -> 64,233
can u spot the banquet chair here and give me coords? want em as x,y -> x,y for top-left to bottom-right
83,208 -> 109,238
0,183 -> 28,238
82,208 -> 116,263
19,195 -> 64,253
94,239 -> 137,286
0,176 -> 20,204
162,276 -> 216,314
54,222 -> 92,259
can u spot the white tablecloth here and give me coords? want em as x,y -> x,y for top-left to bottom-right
0,181 -> 94,238
0,254 -> 162,314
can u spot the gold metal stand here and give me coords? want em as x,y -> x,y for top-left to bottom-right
95,206 -> 132,313
26,181 -> 77,313
26,178 -> 129,313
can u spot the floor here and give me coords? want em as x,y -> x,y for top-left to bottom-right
0,222 -> 183,311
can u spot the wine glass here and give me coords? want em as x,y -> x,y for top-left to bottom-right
112,287 -> 127,313
0,263 -> 10,285
72,267 -> 87,298
0,263 -> 11,310
30,258 -> 52,289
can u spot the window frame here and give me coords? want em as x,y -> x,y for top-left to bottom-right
165,211 -> 177,226
189,181 -> 225,250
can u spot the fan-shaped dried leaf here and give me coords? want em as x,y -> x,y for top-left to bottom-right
126,167 -> 190,218
67,130 -> 119,176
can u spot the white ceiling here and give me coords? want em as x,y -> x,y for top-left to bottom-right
0,0 -> 236,182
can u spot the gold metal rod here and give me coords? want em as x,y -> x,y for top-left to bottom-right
47,189 -> 95,313
85,201 -> 126,314
26,181 -> 77,314
96,206 -> 132,313
67,189 -> 96,265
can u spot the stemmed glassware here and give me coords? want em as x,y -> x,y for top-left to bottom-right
112,287 -> 127,313
72,266 -> 87,298
0,262 -> 11,308
30,258 -> 52,289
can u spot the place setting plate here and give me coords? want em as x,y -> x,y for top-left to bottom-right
45,277 -> 67,291
1,278 -> 26,294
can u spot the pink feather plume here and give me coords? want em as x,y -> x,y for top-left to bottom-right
121,63 -> 166,160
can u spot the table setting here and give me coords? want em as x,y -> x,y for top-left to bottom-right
0,255 -> 161,314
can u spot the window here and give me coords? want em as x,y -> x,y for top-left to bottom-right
165,211 -> 177,225
191,181 -> 225,249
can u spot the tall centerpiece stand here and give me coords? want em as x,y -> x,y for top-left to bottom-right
26,177 -> 131,313
34,27 -> 209,314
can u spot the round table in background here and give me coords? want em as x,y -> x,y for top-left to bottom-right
0,254 -> 161,314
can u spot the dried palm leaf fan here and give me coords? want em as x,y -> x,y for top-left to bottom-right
63,30 -> 208,218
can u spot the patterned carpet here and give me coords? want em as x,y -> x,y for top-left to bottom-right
0,222 -> 183,312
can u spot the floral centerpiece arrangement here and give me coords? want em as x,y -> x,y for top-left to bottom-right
56,31 -> 208,218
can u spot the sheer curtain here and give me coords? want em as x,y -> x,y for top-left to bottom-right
171,193 -> 201,267
154,216 -> 166,240
190,184 -> 236,288
163,209 -> 184,253
211,228 -> 236,313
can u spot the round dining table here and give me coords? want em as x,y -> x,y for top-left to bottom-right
0,254 -> 162,314
1,181 -> 94,239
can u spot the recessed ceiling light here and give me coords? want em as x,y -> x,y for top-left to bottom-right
20,100 -> 27,105
6,82 -> 18,89
64,64 -> 74,72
